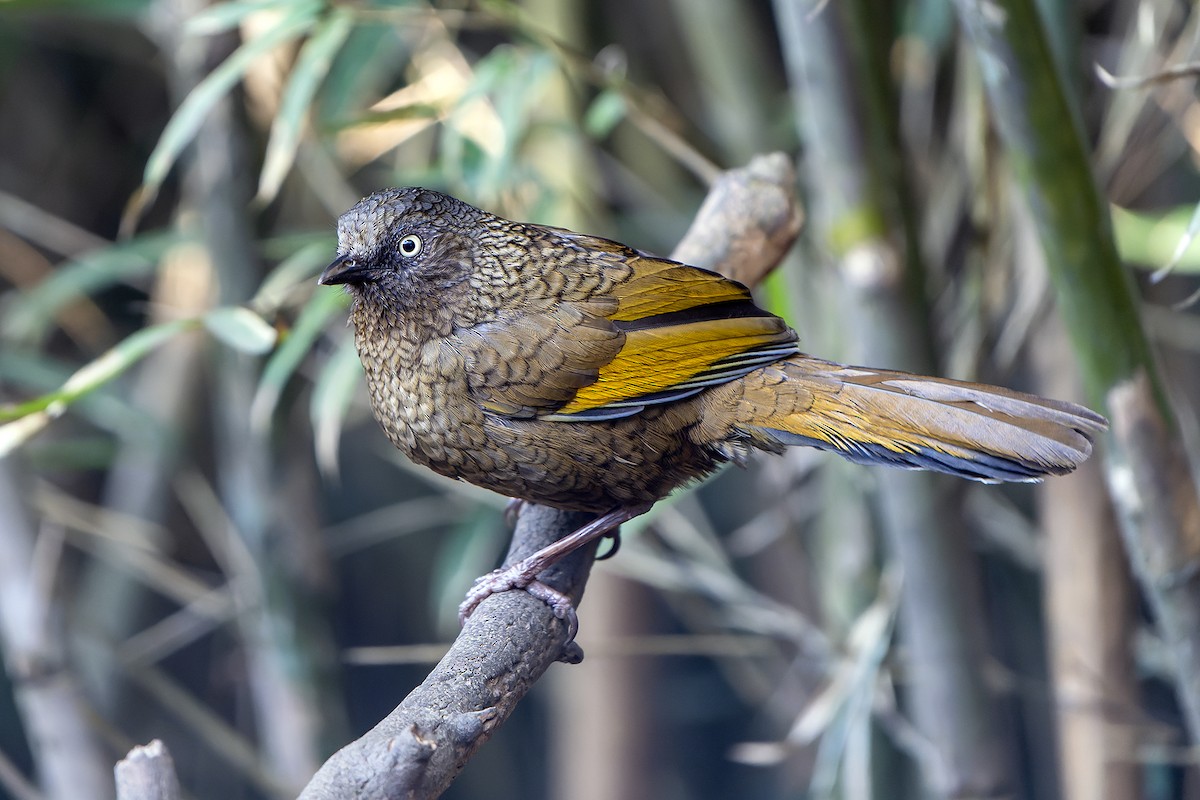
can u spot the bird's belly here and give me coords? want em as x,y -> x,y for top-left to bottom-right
476,409 -> 723,511
370,382 -> 720,512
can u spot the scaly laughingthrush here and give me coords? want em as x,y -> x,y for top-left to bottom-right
320,187 -> 1106,638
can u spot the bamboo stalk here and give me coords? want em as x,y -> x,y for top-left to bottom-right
774,1 -> 1014,794
1027,193 -> 1141,800
954,0 -> 1200,745
0,458 -> 113,800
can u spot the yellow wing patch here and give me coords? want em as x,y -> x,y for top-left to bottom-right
608,262 -> 753,321
554,315 -> 794,415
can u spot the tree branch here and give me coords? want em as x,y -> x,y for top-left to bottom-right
115,740 -> 182,800
296,152 -> 802,799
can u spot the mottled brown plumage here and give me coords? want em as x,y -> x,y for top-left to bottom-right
321,187 -> 1107,636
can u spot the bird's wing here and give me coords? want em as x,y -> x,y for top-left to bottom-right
458,300 -> 626,418
461,238 -> 799,421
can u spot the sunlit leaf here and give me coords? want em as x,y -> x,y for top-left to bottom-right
1153,201 -> 1200,282
203,307 -> 277,354
0,350 -> 159,440
251,287 -> 348,428
447,45 -> 558,200
1112,205 -> 1200,273
0,412 -> 54,459
125,3 -> 319,231
258,7 -> 356,203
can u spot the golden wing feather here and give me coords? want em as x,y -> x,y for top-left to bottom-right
552,316 -> 796,415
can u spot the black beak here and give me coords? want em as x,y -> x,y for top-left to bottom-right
318,255 -> 375,286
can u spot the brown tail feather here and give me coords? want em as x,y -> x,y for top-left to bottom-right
737,356 -> 1107,483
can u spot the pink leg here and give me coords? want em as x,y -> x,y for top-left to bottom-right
458,504 -> 651,640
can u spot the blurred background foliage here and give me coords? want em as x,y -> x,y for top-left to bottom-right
1,0 -> 1200,798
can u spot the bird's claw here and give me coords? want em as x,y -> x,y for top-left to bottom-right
524,580 -> 579,640
457,567 -> 579,641
595,531 -> 621,561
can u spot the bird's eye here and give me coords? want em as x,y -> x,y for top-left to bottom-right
398,234 -> 423,258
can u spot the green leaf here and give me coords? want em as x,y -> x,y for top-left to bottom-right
448,45 -> 558,199
250,238 -> 336,313
187,0 -> 297,35
1113,205 -> 1200,273
332,103 -> 442,129
127,3 -> 319,229
311,335 -> 362,476
1,231 -> 181,344
203,307 -> 278,354
0,0 -> 151,15
0,319 -> 195,454
583,89 -> 626,139
316,22 -> 400,123
0,350 -> 169,445
259,230 -> 337,261
1156,201 -> 1200,281
258,8 -> 356,203
251,287 -> 348,428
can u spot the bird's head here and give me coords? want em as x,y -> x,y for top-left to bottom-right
319,188 -> 485,312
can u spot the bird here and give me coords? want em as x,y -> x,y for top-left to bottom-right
319,187 -> 1107,638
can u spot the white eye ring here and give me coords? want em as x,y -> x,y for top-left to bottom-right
398,234 -> 422,258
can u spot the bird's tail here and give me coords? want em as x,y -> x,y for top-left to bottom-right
733,356 -> 1107,483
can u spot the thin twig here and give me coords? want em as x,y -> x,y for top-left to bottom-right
1096,61 -> 1200,90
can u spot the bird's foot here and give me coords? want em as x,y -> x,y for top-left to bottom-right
458,570 -> 579,640
457,504 -> 652,642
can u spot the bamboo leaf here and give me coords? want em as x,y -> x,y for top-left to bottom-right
0,412 -> 54,459
0,351 -> 167,445
203,307 -> 278,354
311,336 -> 362,476
124,3 -> 319,231
251,287 -> 348,428
187,0 -> 297,35
250,238 -> 336,313
1113,205 -> 1200,273
257,8 -> 356,203
0,319 -> 196,453
583,89 -> 626,139
316,22 -> 401,124
333,104 -> 442,129
1154,203 -> 1200,282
